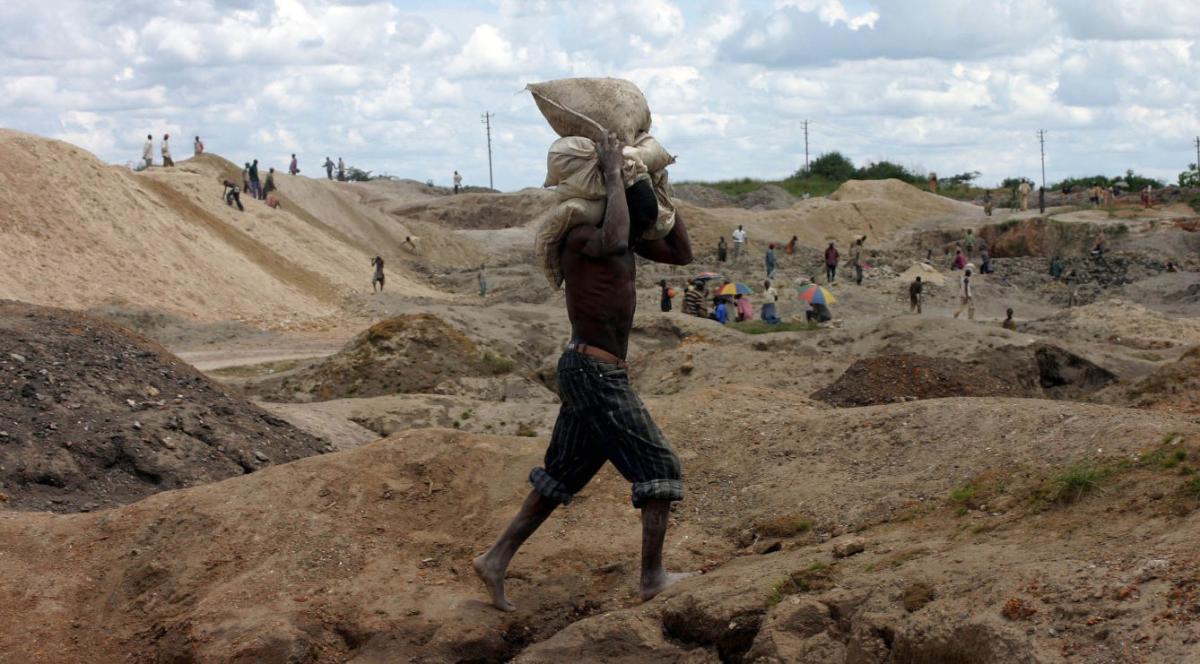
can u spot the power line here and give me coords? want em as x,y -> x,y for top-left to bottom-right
481,112 -> 494,190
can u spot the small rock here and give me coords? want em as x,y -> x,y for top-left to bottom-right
145,386 -> 160,397
132,421 -> 142,430
9,353 -> 26,363
253,450 -> 269,462
1134,559 -> 1169,583
754,539 -> 783,555
832,536 -> 866,558
126,399 -> 137,407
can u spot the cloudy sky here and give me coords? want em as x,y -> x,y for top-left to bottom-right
2,0 -> 1197,190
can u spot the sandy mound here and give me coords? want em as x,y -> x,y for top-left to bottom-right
671,183 -> 737,208
1095,345 -> 1200,414
0,130 -> 447,324
737,184 -> 798,210
254,314 -> 516,402
378,187 -> 560,230
0,301 -> 329,512
896,261 -> 947,286
3,397 -> 1198,663
1022,300 -> 1200,350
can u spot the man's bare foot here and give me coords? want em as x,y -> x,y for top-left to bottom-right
473,554 -> 516,612
640,570 -> 697,602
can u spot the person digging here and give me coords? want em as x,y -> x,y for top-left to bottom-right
475,132 -> 695,611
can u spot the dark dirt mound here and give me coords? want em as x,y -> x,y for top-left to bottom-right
671,184 -> 738,208
815,344 -> 1116,407
0,301 -> 329,513
813,354 -> 1015,406
253,314 -> 515,402
737,184 -> 798,210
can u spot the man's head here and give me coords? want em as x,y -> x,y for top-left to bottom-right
195,136 -> 200,140
624,179 -> 658,235
291,153 -> 296,158
659,279 -> 667,287
828,242 -> 835,248
768,243 -> 775,250
965,269 -> 972,277
147,134 -> 152,140
763,280 -> 771,288
1006,307 -> 1014,318
916,276 -> 922,283
253,159 -> 258,165
163,134 -> 169,140
737,225 -> 744,231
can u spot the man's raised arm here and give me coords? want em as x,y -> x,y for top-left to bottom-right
570,133 -> 631,258
634,211 -> 693,266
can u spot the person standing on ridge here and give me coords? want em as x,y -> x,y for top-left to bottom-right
474,132 -> 695,612
454,170 -> 463,194
248,159 -> 261,199
193,136 -> 204,156
764,243 -> 777,281
337,158 -> 345,181
824,241 -> 839,283
142,134 -> 153,168
371,255 -> 385,292
716,237 -> 727,263
323,157 -> 334,180
289,154 -> 299,175
731,225 -> 747,263
161,134 -> 174,167
263,167 -> 277,201
983,190 -> 993,216
1017,180 -> 1032,211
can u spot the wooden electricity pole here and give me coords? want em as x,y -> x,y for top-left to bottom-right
481,112 -> 494,190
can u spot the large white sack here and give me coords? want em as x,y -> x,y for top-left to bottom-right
527,78 -> 651,144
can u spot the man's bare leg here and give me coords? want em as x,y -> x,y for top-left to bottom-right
639,499 -> 694,601
474,490 -> 558,611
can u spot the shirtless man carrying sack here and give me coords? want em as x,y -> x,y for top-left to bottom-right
474,132 -> 695,611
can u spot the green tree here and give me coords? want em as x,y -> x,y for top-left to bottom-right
1177,163 -> 1198,187
855,160 -> 919,182
806,151 -> 856,181
943,171 -> 981,187
345,166 -> 373,182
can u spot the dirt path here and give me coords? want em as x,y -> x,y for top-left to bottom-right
178,346 -> 341,372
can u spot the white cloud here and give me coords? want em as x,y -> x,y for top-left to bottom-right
0,0 -> 1195,190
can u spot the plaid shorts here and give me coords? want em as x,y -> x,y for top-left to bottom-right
530,349 -> 683,508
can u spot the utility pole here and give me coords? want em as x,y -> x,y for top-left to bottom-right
1037,129 -> 1047,213
481,112 -> 494,190
802,120 -> 810,174
1194,135 -> 1199,171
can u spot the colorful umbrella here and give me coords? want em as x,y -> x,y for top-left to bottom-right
797,284 -> 837,305
717,282 -> 754,296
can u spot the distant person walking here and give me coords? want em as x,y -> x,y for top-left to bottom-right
1090,184 -> 1103,207
850,236 -> 865,285
323,157 -> 334,180
242,162 -> 251,194
953,268 -> 975,320
716,237 -> 727,263
983,190 -> 993,216
1017,180 -> 1032,211
263,167 -> 277,201
142,134 -> 153,168
1002,307 -> 1016,330
928,172 -> 938,194
371,255 -> 385,292
963,229 -> 975,256
909,276 -> 923,314
337,158 -> 345,182
193,136 -> 204,156
731,226 -> 747,262
785,235 -> 798,255
761,280 -> 780,324
222,179 -> 244,211
764,243 -> 777,280
454,170 -> 463,194
824,241 -> 839,283
248,159 -> 261,199
160,134 -> 174,167
478,264 -> 488,296
659,280 -> 674,313
952,246 -> 966,270
1141,185 -> 1153,208
289,154 -> 299,175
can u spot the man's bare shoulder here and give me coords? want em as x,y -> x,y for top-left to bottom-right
563,224 -> 600,254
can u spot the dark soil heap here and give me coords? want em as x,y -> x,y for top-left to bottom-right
257,313 -> 513,402
812,353 -> 1015,406
814,344 -> 1116,407
0,301 -> 330,513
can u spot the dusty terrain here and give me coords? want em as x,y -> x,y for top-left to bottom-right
1,131 -> 1200,663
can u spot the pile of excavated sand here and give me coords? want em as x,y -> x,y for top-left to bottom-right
897,261 -> 947,285
252,313 -> 516,402
0,302 -> 329,512
1095,345 -> 1200,414
3,396 -> 1199,663
1023,299 -> 1200,349
0,130 -> 445,324
374,186 -> 560,231
674,179 -> 983,253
